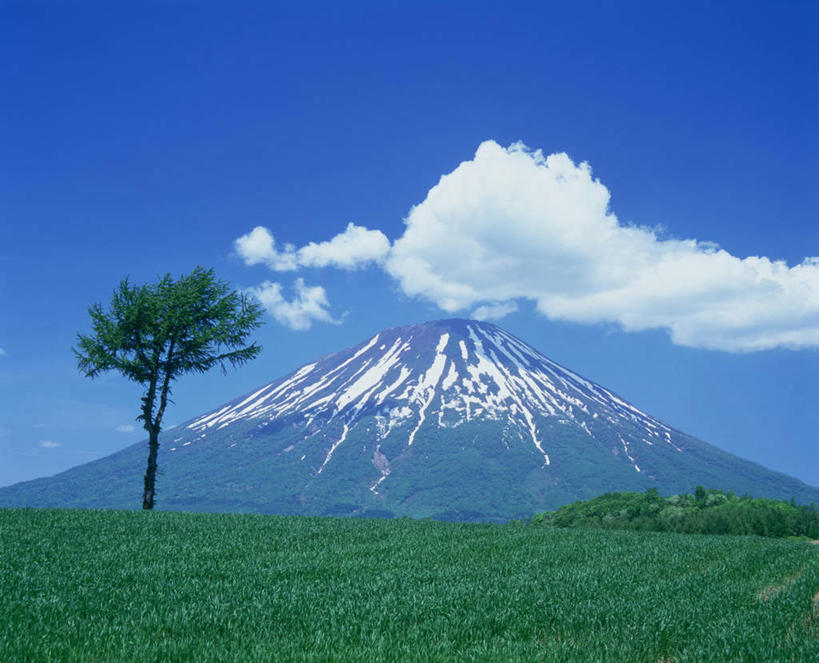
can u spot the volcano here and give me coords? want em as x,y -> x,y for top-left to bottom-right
3,319 -> 817,520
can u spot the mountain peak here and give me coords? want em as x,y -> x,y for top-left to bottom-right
186,317 -> 667,474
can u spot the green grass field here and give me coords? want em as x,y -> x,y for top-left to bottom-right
1,509 -> 817,662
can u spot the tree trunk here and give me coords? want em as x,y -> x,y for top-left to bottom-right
142,427 -> 159,510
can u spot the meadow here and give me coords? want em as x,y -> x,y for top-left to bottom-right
1,508 -> 817,662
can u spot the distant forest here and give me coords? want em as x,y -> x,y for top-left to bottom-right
534,487 -> 819,539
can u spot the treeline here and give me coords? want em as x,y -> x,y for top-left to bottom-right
533,487 -> 819,538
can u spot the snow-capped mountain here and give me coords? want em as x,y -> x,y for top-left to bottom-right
3,319 -> 818,520
185,319 -> 672,483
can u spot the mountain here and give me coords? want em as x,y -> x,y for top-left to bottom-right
2,319 -> 818,521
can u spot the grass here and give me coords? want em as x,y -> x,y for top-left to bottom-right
1,508 -> 818,662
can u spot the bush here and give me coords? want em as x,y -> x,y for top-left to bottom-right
535,488 -> 819,538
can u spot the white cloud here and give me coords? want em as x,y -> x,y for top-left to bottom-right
234,226 -> 298,271
0,347 -> 6,357
39,440 -> 61,449
232,140 -> 819,351
115,424 -> 136,433
235,225 -> 389,328
384,140 -> 819,352
247,278 -> 339,331
235,223 -> 388,272
297,222 -> 390,269
472,301 -> 519,321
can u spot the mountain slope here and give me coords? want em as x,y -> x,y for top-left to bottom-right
2,319 -> 818,520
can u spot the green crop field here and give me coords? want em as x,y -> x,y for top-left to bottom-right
1,509 -> 817,662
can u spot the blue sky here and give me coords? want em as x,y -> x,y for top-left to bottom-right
2,2 -> 818,489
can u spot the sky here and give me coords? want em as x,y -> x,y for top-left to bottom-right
2,1 -> 818,489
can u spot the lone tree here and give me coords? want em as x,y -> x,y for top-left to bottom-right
74,267 -> 264,510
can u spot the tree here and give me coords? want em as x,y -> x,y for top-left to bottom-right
74,267 -> 264,510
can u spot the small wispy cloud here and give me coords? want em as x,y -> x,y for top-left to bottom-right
115,424 -> 136,433
235,223 -> 390,272
39,440 -> 61,449
246,278 -> 340,331
472,301 -> 519,321
0,347 -> 6,357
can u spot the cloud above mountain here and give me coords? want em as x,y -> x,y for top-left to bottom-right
246,278 -> 338,331
236,140 -> 819,351
235,224 -> 388,330
235,223 -> 389,272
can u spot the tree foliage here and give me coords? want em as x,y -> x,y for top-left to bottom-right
533,487 -> 819,539
74,266 -> 264,509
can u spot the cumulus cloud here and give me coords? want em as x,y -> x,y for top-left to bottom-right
235,223 -> 389,272
233,140 -> 819,351
384,140 -> 819,352
234,226 -> 299,271
39,440 -> 61,449
298,222 -> 391,269
247,278 -> 339,331
235,223 -> 388,329
115,424 -> 136,433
